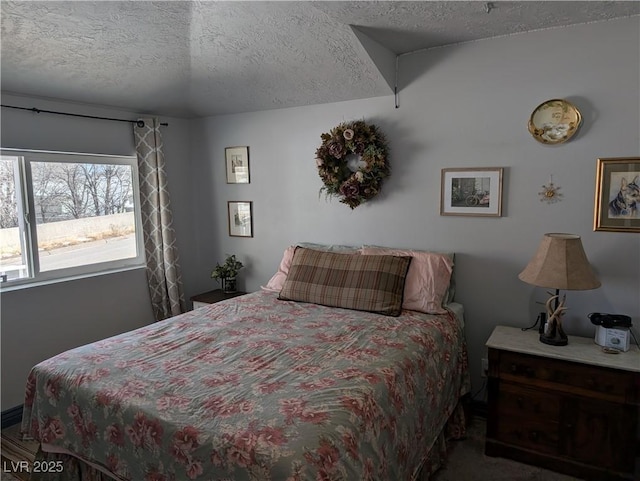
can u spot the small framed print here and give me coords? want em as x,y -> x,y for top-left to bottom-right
228,201 -> 253,237
594,157 -> 640,233
441,167 -> 504,217
225,146 -> 250,184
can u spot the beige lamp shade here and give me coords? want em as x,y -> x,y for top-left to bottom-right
518,233 -> 601,290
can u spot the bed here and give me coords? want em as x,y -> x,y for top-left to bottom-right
21,245 -> 470,481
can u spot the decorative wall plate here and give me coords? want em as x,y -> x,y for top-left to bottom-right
528,99 -> 582,145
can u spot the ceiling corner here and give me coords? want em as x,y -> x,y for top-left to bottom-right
349,25 -> 396,94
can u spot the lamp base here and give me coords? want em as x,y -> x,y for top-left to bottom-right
539,333 -> 568,346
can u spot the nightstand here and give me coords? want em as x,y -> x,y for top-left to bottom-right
190,289 -> 247,309
485,325 -> 639,481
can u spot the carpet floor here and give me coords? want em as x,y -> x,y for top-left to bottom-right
1,417 -> 583,481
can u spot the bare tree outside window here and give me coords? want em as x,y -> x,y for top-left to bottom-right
0,159 -> 18,228
0,151 -> 143,284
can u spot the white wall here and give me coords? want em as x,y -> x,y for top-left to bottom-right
191,17 -> 640,400
0,94 -> 196,408
1,17 -> 638,410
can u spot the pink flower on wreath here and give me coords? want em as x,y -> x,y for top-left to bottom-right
343,129 -> 354,140
328,141 -> 344,159
339,178 -> 361,199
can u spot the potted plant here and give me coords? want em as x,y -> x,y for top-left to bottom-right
211,254 -> 244,293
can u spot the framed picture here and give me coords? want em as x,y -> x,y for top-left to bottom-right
225,146 -> 250,184
594,157 -> 640,233
228,201 -> 253,237
441,167 -> 504,217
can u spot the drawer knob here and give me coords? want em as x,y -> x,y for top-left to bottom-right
530,431 -> 539,441
511,364 -> 517,373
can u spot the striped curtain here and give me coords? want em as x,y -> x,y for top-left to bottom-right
134,118 -> 185,320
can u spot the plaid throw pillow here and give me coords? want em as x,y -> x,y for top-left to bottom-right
278,247 -> 412,316
360,247 -> 454,314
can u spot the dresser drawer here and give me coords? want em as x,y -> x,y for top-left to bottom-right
486,327 -> 640,481
498,350 -> 635,402
495,382 -> 560,455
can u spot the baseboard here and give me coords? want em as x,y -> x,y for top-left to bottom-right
1,405 -> 23,429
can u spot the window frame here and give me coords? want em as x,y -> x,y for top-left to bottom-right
0,148 -> 145,288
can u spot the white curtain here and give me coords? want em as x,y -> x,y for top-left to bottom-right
134,118 -> 185,320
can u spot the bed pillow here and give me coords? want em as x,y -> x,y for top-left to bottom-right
444,252 -> 456,304
278,247 -> 412,316
262,245 -> 297,292
296,242 -> 361,253
262,243 -> 360,292
360,247 -> 453,314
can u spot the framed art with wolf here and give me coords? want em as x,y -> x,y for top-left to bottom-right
594,157 -> 640,233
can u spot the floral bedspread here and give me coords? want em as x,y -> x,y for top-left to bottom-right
22,291 -> 470,481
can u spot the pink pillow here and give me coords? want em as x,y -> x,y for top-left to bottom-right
262,245 -> 361,292
360,247 -> 453,314
262,246 -> 296,292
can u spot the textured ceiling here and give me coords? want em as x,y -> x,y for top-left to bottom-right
2,1 -> 639,118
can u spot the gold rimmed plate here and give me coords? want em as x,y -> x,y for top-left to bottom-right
528,99 -> 582,145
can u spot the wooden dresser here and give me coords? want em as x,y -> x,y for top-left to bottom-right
485,326 -> 640,481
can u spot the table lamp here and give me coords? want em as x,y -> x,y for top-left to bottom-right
518,233 -> 601,346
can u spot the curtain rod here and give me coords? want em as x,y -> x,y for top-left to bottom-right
1,104 -> 168,127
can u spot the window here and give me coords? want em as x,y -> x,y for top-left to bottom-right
0,149 -> 144,287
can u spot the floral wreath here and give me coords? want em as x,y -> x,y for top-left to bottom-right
315,120 -> 390,209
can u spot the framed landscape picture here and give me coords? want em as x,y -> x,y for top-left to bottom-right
441,167 -> 504,217
228,201 -> 253,237
225,146 -> 250,184
594,157 -> 640,233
